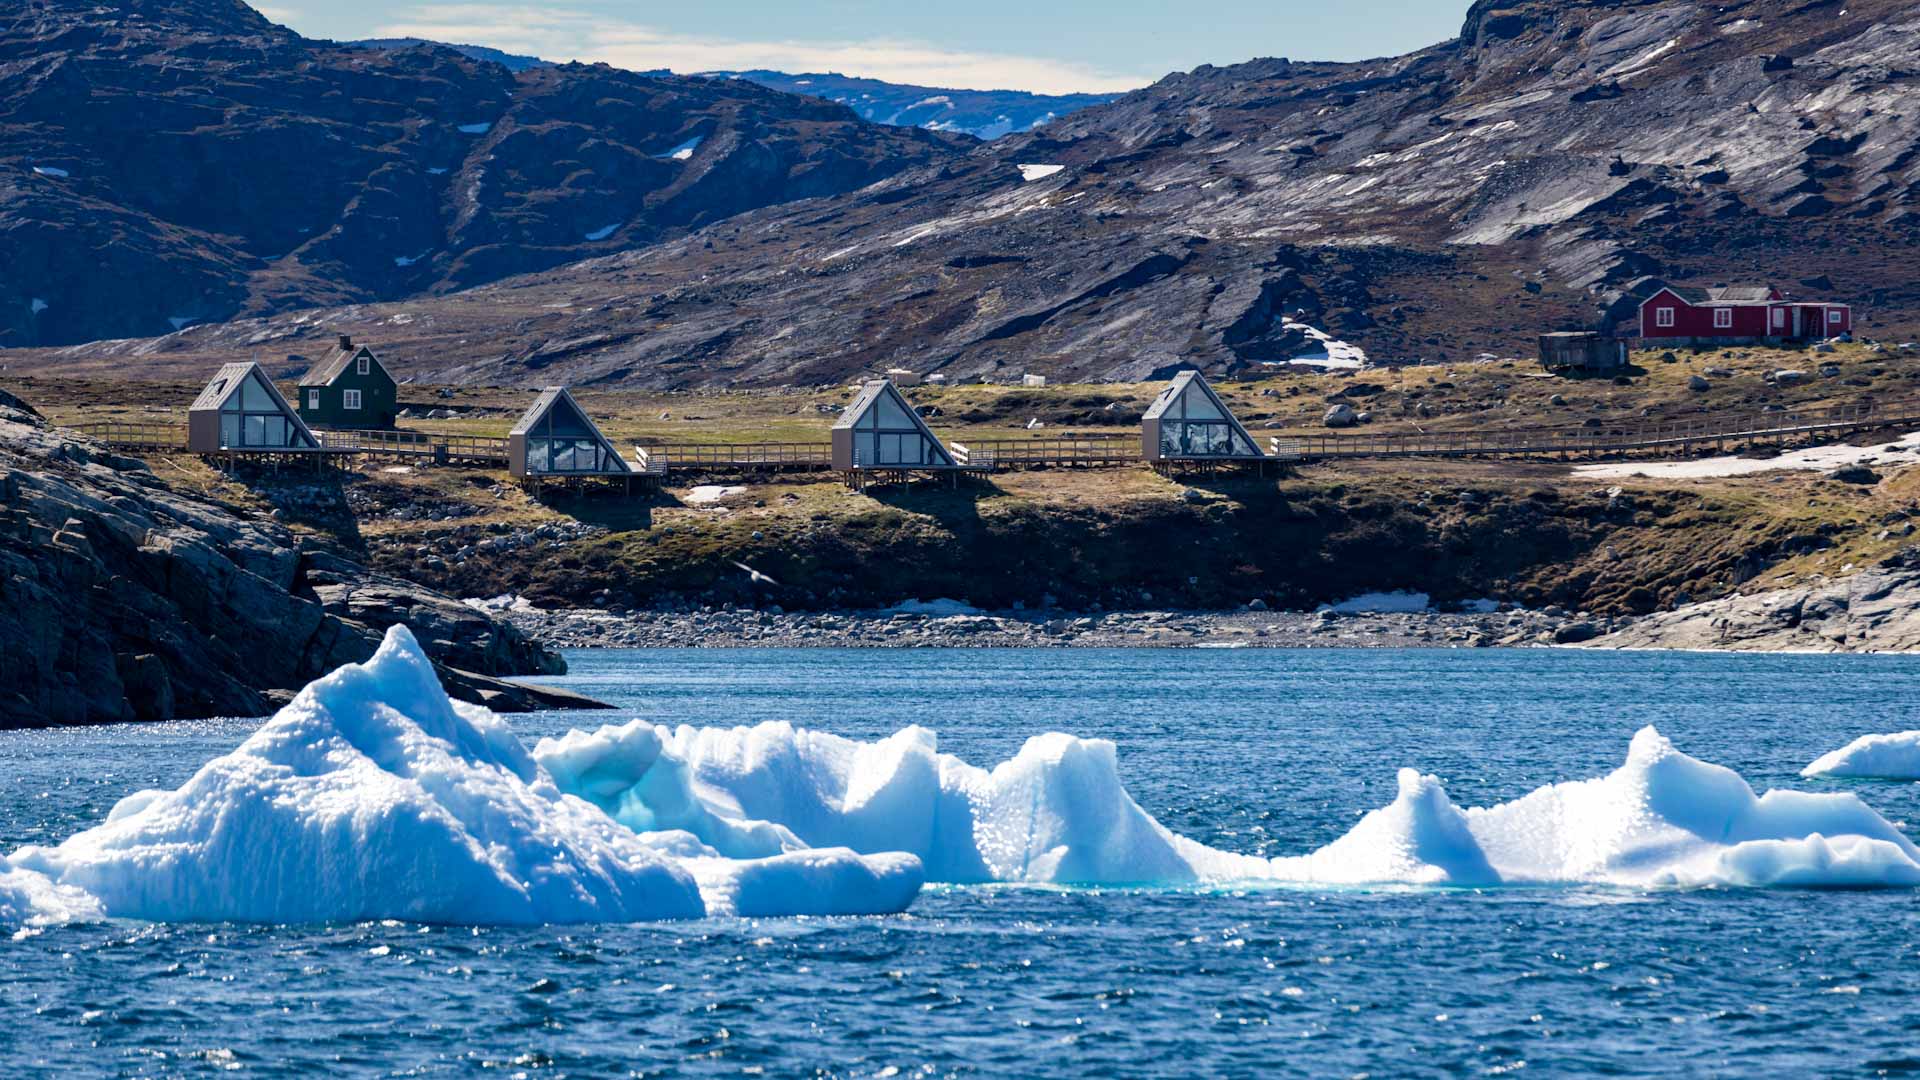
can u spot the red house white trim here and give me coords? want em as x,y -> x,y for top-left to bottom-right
1638,285 -> 1852,343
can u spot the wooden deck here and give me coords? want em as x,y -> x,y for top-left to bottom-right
319,428 -> 509,464
949,435 -> 1139,470
632,441 -> 831,475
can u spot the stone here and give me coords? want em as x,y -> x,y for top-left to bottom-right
1687,375 -> 1710,392
1323,403 -> 1359,428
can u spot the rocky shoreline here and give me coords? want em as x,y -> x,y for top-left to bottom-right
1586,560 -> 1920,653
502,604 -> 1624,650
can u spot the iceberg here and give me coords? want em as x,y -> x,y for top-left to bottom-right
4,627 -> 920,926
536,722 -> 1920,891
10,634 -> 1920,930
1803,731 -> 1920,780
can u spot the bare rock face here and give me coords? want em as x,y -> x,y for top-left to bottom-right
0,397 -> 593,727
1587,562 -> 1920,653
0,0 -> 961,348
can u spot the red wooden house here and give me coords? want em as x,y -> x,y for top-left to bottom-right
1639,285 -> 1852,344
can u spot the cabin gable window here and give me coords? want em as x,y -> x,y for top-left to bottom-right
356,354 -> 371,376
1655,307 -> 1676,328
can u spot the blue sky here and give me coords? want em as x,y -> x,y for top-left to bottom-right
256,1 -> 1472,94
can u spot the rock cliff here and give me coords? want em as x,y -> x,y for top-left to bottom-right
0,391 -> 596,727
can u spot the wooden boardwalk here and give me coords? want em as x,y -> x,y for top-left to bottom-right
61,391 -> 1920,475
632,442 -> 831,475
949,435 -> 1139,469
1268,393 -> 1920,463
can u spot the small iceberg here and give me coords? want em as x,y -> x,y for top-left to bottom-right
1804,732 -> 1920,780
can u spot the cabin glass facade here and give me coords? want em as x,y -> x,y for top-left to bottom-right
521,394 -> 626,474
1145,372 -> 1262,459
216,369 -> 319,450
850,390 -> 942,467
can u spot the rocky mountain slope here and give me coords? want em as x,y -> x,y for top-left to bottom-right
0,389 -> 595,727
9,0 -> 1920,387
704,71 -> 1119,141
0,0 -> 960,349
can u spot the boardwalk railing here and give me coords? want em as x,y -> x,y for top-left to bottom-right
950,435 -> 1139,469
66,421 -> 186,450
1270,394 -> 1920,462
319,428 -> 509,463
632,442 -> 832,473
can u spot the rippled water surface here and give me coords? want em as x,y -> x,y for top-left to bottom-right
7,648 -> 1920,1077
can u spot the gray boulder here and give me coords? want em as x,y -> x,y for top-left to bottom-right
1323,403 -> 1359,428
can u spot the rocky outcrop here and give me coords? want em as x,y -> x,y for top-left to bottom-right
0,397 -> 598,728
1587,562 -> 1920,653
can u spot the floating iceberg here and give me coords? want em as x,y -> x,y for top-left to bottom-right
10,638 -> 1920,930
536,722 -> 1920,891
3,627 -> 919,926
1804,731 -> 1920,780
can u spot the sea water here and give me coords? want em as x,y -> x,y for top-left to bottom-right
5,647 -> 1920,1075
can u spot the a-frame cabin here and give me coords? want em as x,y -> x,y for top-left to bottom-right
508,387 -> 632,481
831,378 -> 957,472
1140,370 -> 1264,464
186,362 -> 322,454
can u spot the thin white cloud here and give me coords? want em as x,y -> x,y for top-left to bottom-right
373,4 -> 1152,94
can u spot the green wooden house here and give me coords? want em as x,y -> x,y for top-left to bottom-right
296,336 -> 397,429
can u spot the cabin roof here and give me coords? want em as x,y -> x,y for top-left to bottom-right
510,387 -> 570,436
297,344 -> 380,387
190,362 -> 265,411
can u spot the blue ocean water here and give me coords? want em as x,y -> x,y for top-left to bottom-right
5,647 -> 1920,1077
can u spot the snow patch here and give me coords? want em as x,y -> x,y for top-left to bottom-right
393,250 -> 432,268
909,95 -> 953,109
31,166 -> 69,178
887,598 -> 981,617
29,298 -> 48,315
1017,163 -> 1065,182
1320,591 -> 1431,614
583,222 -> 622,241
457,122 -> 492,134
427,167 -> 449,175
167,316 -> 195,331
661,137 -> 703,161
1279,319 -> 1369,369
1575,431 -> 1920,480
684,484 -> 746,505
1805,732 -> 1920,780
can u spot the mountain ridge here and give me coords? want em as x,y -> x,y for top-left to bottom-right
7,0 -> 1920,385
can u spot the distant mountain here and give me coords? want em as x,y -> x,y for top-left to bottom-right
14,0 -> 1920,385
349,43 -> 1119,141
351,37 -> 548,72
704,72 -> 1121,141
0,0 -> 962,347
